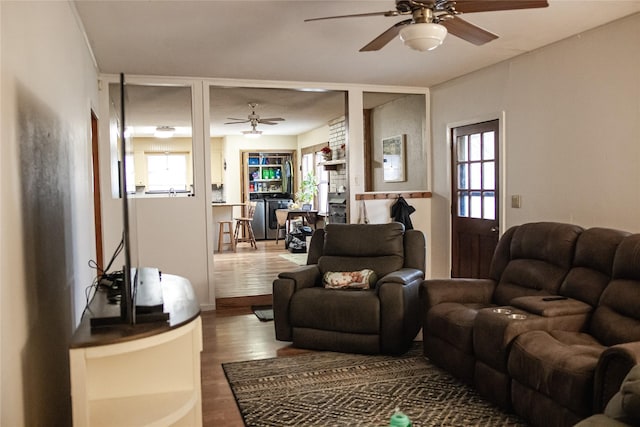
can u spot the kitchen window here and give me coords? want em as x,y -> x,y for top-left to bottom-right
146,153 -> 189,192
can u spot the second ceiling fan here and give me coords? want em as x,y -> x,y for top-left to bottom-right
305,0 -> 549,52
225,103 -> 285,137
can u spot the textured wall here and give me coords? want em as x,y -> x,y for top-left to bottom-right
1,2 -> 99,425
371,94 -> 427,191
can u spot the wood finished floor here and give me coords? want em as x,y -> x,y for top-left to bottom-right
204,239 -> 310,424
201,309 -> 311,426
213,239 -> 303,302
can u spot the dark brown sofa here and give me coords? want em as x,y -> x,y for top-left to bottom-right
575,363 -> 640,426
273,222 -> 425,355
421,222 -> 640,426
508,233 -> 640,426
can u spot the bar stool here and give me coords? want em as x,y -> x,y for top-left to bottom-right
217,220 -> 236,252
234,201 -> 258,250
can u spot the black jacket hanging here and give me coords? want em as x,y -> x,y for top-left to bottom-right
390,196 -> 415,230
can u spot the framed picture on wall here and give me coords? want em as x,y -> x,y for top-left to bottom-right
383,135 -> 405,182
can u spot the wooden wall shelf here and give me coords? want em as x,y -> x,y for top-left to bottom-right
355,191 -> 432,201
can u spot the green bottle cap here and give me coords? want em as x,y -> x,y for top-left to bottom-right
389,409 -> 411,427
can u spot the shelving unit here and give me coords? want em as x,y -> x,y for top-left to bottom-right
245,152 -> 291,195
321,159 -> 346,171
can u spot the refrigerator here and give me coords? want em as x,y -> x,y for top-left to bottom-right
250,199 -> 266,240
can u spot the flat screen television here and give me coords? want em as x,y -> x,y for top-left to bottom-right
90,74 -> 167,329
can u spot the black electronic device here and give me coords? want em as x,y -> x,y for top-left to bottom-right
542,296 -> 569,301
90,74 -> 168,329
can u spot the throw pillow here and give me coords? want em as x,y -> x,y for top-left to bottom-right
323,269 -> 377,290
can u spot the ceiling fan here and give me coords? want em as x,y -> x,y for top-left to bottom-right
225,103 -> 285,126
305,0 -> 549,52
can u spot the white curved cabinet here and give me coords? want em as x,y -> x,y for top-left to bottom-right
70,274 -> 202,426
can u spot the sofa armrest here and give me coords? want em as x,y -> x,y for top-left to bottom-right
595,341 -> 640,412
510,296 -> 593,317
420,278 -> 496,312
378,268 -> 424,286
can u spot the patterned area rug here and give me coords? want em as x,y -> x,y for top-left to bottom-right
223,343 -> 527,427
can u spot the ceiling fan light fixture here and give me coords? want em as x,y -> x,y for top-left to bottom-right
399,23 -> 447,51
154,126 -> 175,138
243,129 -> 262,139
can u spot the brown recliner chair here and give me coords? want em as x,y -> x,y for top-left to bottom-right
273,222 -> 426,355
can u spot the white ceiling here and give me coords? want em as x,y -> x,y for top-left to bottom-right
79,0 -> 640,136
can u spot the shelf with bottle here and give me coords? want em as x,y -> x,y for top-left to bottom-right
248,165 -> 283,182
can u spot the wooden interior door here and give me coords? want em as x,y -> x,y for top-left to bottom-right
451,120 -> 500,278
91,111 -> 104,270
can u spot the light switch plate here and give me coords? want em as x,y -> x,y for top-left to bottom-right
511,195 -> 522,208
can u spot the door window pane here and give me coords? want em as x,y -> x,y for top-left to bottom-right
458,191 -> 469,217
458,164 -> 468,189
457,136 -> 468,161
470,191 -> 482,218
484,191 -> 496,220
483,131 -> 495,160
469,134 -> 482,161
470,163 -> 481,189
483,162 -> 495,190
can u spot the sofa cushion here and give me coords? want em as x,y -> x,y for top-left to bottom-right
319,223 -> 405,278
558,228 -> 629,306
508,329 -> 606,417
290,287 -> 380,334
591,234 -> 640,346
323,222 -> 404,257
493,222 -> 582,305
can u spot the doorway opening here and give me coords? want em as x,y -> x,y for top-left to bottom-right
208,86 -> 347,302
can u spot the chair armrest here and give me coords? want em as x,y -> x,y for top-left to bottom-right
420,278 -> 496,312
510,296 -> 593,317
378,279 -> 422,354
595,341 -> 640,412
277,265 -> 321,290
377,268 -> 424,286
273,265 -> 321,342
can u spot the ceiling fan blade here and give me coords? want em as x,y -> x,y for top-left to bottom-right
453,1 -> 548,14
259,117 -> 285,122
360,19 -> 412,52
224,120 -> 250,125
441,17 -> 498,46
260,122 -> 279,125
305,10 -> 399,22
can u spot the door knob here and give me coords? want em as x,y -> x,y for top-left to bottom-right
490,226 -> 499,233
